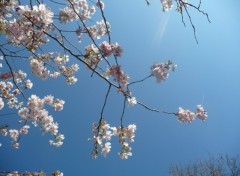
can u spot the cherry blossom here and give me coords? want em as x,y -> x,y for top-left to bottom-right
177,107 -> 196,123
105,65 -> 129,87
196,105 -> 208,121
88,20 -> 110,39
0,0 -> 209,161
84,44 -> 101,68
111,124 -> 136,159
101,142 -> 111,157
1,128 -> 8,136
151,60 -> 177,83
9,129 -> 19,141
19,125 -> 30,134
52,99 -> 65,111
176,106 -> 208,123
15,94 -> 65,147
4,4 -> 54,51
90,119 -> 113,159
127,97 -> 137,106
59,0 -> 96,23
100,41 -> 123,58
161,0 -> 173,11
96,1 -> 105,10
0,81 -> 22,109
5,170 -> 63,176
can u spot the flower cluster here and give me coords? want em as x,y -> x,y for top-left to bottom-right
16,94 -> 64,147
59,64 -> 79,85
84,44 -> 101,68
88,20 -> 110,39
1,127 -> 8,136
105,65 -> 129,87
177,105 -> 208,123
161,0 -> 173,11
0,81 -> 23,109
5,125 -> 29,149
15,70 -> 33,89
111,124 -> 137,159
1,94 -> 65,148
30,57 -> 50,80
90,119 -> 113,158
0,0 -> 18,21
89,119 -> 136,159
0,70 -> 33,89
49,133 -> 65,147
5,170 -> 63,176
100,41 -> 123,57
9,129 -> 19,141
17,4 -> 54,26
59,0 -> 96,23
0,72 -> 13,80
5,4 -> 53,51
160,0 -> 189,13
195,105 -> 208,121
151,60 -> 177,83
30,53 -> 79,84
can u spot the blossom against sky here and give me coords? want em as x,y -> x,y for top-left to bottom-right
1,0 -> 240,175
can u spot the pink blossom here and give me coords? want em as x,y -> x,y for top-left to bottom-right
100,41 -> 112,57
9,129 -> 19,141
0,72 -> 13,80
96,1 -> 105,10
52,99 -> 65,111
196,105 -> 208,121
1,128 -> 8,136
177,107 -> 196,123
151,60 -> 176,83
161,0 -> 173,11
105,65 -> 129,87
19,125 -> 30,134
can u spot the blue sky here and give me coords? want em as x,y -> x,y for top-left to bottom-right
1,0 -> 240,175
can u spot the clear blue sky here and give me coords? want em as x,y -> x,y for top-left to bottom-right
1,0 -> 240,175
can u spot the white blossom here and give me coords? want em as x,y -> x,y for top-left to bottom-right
127,97 -> 137,106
